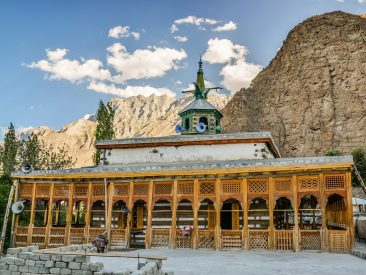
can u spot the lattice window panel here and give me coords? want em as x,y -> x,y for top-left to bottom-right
54,185 -> 70,197
93,185 -> 105,196
15,235 -> 28,244
32,227 -> 46,235
274,178 -> 292,192
151,229 -> 170,248
176,234 -> 192,248
16,227 -> 28,235
113,184 -> 129,196
110,229 -> 126,244
50,227 -> 66,237
70,228 -> 84,244
154,182 -> 173,195
134,183 -> 149,196
276,231 -> 293,251
178,181 -> 194,194
74,185 -> 88,197
325,175 -> 345,190
301,231 -> 321,250
36,185 -> 50,196
198,230 -> 215,249
298,176 -> 319,191
248,179 -> 268,194
49,236 -> 65,245
88,229 -> 105,243
221,231 -> 242,250
329,231 -> 347,253
249,231 -> 269,250
20,184 -> 33,197
221,180 -> 241,194
31,236 -> 45,244
199,180 -> 215,195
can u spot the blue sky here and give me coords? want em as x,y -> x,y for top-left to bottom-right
1,0 -> 366,138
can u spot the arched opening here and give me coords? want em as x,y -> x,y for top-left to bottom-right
34,199 -> 49,227
52,200 -> 68,226
17,200 -> 31,227
130,200 -> 147,248
176,199 -> 193,248
326,194 -> 347,230
198,199 -> 215,230
274,197 -> 294,230
199,116 -> 208,127
220,198 -> 243,230
185,118 -> 190,130
152,200 -> 172,229
299,195 -> 321,230
72,201 -> 86,227
91,200 -> 105,228
112,200 -> 128,229
248,198 -> 269,229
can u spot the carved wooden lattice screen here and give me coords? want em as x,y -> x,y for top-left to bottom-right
324,174 -> 345,190
151,229 -> 170,248
221,180 -> 241,194
178,181 -> 194,195
134,183 -> 149,196
20,184 -> 33,198
248,178 -> 268,194
49,227 -> 66,246
329,230 -> 348,253
137,205 -> 144,229
69,228 -> 84,244
298,176 -> 319,191
74,185 -> 88,197
198,230 -> 215,249
199,180 -> 215,195
54,185 -> 70,197
232,203 -> 240,230
249,230 -> 269,250
154,182 -> 173,195
300,230 -> 321,250
274,177 -> 292,193
275,230 -> 293,251
36,185 -> 50,197
221,230 -> 242,250
113,183 -> 129,196
93,185 -> 105,196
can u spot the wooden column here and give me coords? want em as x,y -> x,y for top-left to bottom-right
66,183 -> 74,245
193,179 -> 199,249
319,173 -> 327,251
242,178 -> 249,250
84,183 -> 93,243
107,182 -> 114,248
27,184 -> 37,245
45,183 -> 55,247
10,179 -> 19,247
126,181 -> 134,248
346,171 -> 354,251
215,178 -> 221,250
292,175 -> 299,252
171,180 -> 178,249
268,177 -> 275,250
146,181 -> 153,248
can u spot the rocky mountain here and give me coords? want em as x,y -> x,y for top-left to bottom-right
222,11 -> 366,157
25,92 -> 230,167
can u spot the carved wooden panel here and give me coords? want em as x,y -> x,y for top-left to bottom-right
19,184 -> 33,197
221,180 -> 241,194
275,230 -> 293,251
329,230 -> 347,253
301,230 -> 321,250
298,176 -> 319,191
134,183 -> 149,196
248,178 -> 268,194
221,230 -> 242,250
154,182 -> 173,195
74,185 -> 88,197
274,177 -> 292,192
176,232 -> 192,248
36,185 -> 50,197
93,185 -> 105,196
198,230 -> 215,249
110,229 -> 126,245
69,228 -> 84,244
178,181 -> 194,195
325,174 -> 345,190
199,180 -> 215,195
54,185 -> 70,197
113,183 -> 129,196
249,230 -> 268,250
151,229 -> 170,248
49,227 -> 66,245
232,203 -> 240,230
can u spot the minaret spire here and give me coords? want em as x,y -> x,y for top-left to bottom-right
196,56 -> 205,91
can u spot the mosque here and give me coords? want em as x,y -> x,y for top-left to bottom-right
11,60 -> 354,253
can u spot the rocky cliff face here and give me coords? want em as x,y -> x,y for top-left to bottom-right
25,92 -> 230,167
222,11 -> 366,157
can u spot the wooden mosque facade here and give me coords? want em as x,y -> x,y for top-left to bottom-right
10,61 -> 355,253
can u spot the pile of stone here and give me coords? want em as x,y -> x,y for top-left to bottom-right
0,244 -> 103,274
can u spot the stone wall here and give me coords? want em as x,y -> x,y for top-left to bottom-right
0,245 -> 173,275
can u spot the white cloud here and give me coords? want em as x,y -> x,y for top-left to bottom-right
27,48 -> 111,82
108,25 -> 140,40
87,81 -> 175,98
335,0 -> 344,2
202,38 -> 261,93
174,16 -> 219,26
212,21 -> 237,32
202,38 -> 247,64
170,24 -> 179,33
220,61 -> 262,93
107,43 -> 187,82
174,36 -> 188,42
359,0 -> 366,3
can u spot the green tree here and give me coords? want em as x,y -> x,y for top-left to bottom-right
351,146 -> 366,187
94,100 -> 115,165
0,123 -> 19,175
325,149 -> 343,156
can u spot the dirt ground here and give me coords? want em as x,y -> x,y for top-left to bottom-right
92,249 -> 366,275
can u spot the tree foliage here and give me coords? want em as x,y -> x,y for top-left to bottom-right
94,100 -> 115,165
351,146 -> 366,187
325,149 -> 342,156
0,123 -> 18,175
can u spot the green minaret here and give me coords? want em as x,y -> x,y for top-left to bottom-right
178,59 -> 223,135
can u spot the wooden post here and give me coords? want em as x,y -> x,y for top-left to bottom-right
193,179 -> 199,249
10,179 -> 19,247
107,182 -> 114,248
346,171 -> 354,251
45,184 -> 55,248
103,178 -> 108,233
84,183 -> 93,244
242,178 -> 248,250
171,180 -> 178,249
319,173 -> 327,251
292,175 -> 299,252
146,181 -> 153,248
126,181 -> 134,248
27,184 -> 36,245
215,178 -> 221,250
66,183 -> 74,245
268,177 -> 275,250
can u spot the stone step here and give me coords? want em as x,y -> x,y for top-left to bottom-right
351,249 -> 366,260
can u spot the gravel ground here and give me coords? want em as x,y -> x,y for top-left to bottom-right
92,249 -> 366,275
